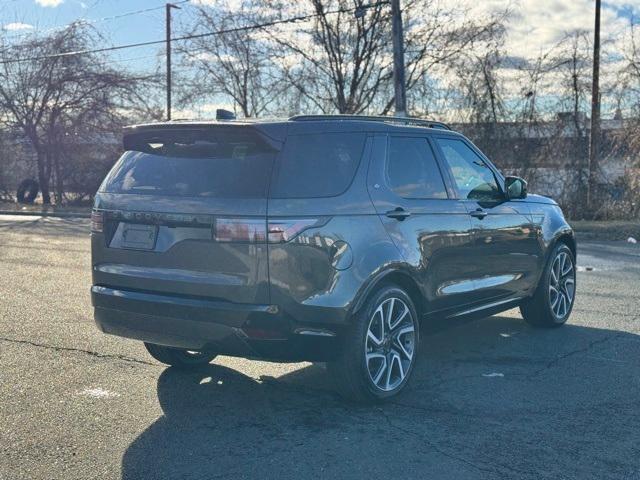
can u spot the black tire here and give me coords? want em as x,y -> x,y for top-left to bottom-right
16,179 -> 39,204
144,342 -> 216,370
328,285 -> 420,403
520,243 -> 576,328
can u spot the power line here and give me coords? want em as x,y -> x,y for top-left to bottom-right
96,0 -> 190,22
86,53 -> 163,68
0,2 -> 388,66
1,0 -> 191,40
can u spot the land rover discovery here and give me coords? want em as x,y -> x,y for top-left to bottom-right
91,114 -> 576,401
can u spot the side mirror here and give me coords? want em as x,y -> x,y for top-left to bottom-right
505,176 -> 527,200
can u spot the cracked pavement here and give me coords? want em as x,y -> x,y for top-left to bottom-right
1,215 -> 639,480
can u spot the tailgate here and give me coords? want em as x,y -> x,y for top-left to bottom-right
91,126 -> 277,305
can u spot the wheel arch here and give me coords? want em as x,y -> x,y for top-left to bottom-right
546,227 -> 576,263
530,228 -> 576,296
351,268 -> 425,320
555,232 -> 576,260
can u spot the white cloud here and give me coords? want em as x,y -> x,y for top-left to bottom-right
190,0 -> 242,9
447,0 -> 640,116
35,0 -> 64,7
464,0 -> 633,59
187,51 -> 237,63
3,22 -> 34,31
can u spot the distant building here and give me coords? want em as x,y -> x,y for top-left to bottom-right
456,113 -> 638,202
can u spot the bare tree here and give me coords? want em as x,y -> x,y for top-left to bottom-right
258,0 -> 506,115
451,47 -> 506,125
257,0 -> 390,114
605,22 -> 640,219
552,32 -> 592,210
177,1 -> 287,118
388,1 -> 507,115
0,23 -> 154,204
447,46 -> 509,171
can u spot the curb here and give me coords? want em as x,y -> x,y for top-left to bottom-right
0,210 -> 91,219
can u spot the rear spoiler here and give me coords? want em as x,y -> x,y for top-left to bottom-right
122,122 -> 286,149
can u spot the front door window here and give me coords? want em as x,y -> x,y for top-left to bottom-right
436,138 -> 502,202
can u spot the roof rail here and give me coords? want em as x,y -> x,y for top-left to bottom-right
288,114 -> 452,131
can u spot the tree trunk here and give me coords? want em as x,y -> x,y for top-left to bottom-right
53,145 -> 64,205
36,151 -> 51,205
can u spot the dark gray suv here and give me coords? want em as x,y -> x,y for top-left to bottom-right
91,115 -> 576,401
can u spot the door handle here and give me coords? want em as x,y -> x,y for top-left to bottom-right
386,207 -> 411,221
469,208 -> 488,219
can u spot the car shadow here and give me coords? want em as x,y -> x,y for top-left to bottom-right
121,313 -> 640,479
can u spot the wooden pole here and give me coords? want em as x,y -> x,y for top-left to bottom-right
166,3 -> 181,120
391,0 -> 407,117
587,0 -> 601,211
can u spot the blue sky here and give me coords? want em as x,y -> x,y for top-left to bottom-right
606,0 -> 640,20
1,0 -> 181,71
1,0 -> 171,44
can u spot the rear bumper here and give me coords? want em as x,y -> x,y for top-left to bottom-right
91,286 -> 341,361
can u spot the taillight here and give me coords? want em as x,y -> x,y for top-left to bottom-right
90,210 -> 104,233
212,217 -> 327,243
267,218 -> 320,243
214,218 -> 266,242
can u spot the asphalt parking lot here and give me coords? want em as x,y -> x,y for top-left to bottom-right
1,215 -> 639,480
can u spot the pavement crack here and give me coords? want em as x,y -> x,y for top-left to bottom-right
573,308 -> 640,319
0,336 -> 158,367
529,332 -> 623,378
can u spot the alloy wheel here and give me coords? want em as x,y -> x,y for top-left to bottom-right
549,250 -> 575,319
365,297 -> 416,392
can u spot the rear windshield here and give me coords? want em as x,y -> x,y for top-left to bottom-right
101,128 -> 277,198
270,132 -> 366,198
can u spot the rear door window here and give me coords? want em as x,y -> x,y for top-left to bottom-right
387,137 -> 448,199
101,128 -> 277,198
270,132 -> 366,198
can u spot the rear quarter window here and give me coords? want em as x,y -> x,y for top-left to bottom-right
270,132 -> 366,198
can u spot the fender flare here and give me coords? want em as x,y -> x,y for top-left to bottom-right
350,266 -> 424,318
531,227 -> 576,291
547,227 -> 576,262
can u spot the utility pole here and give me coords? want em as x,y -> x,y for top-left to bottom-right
587,0 -> 601,211
391,0 -> 407,117
166,3 -> 181,121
